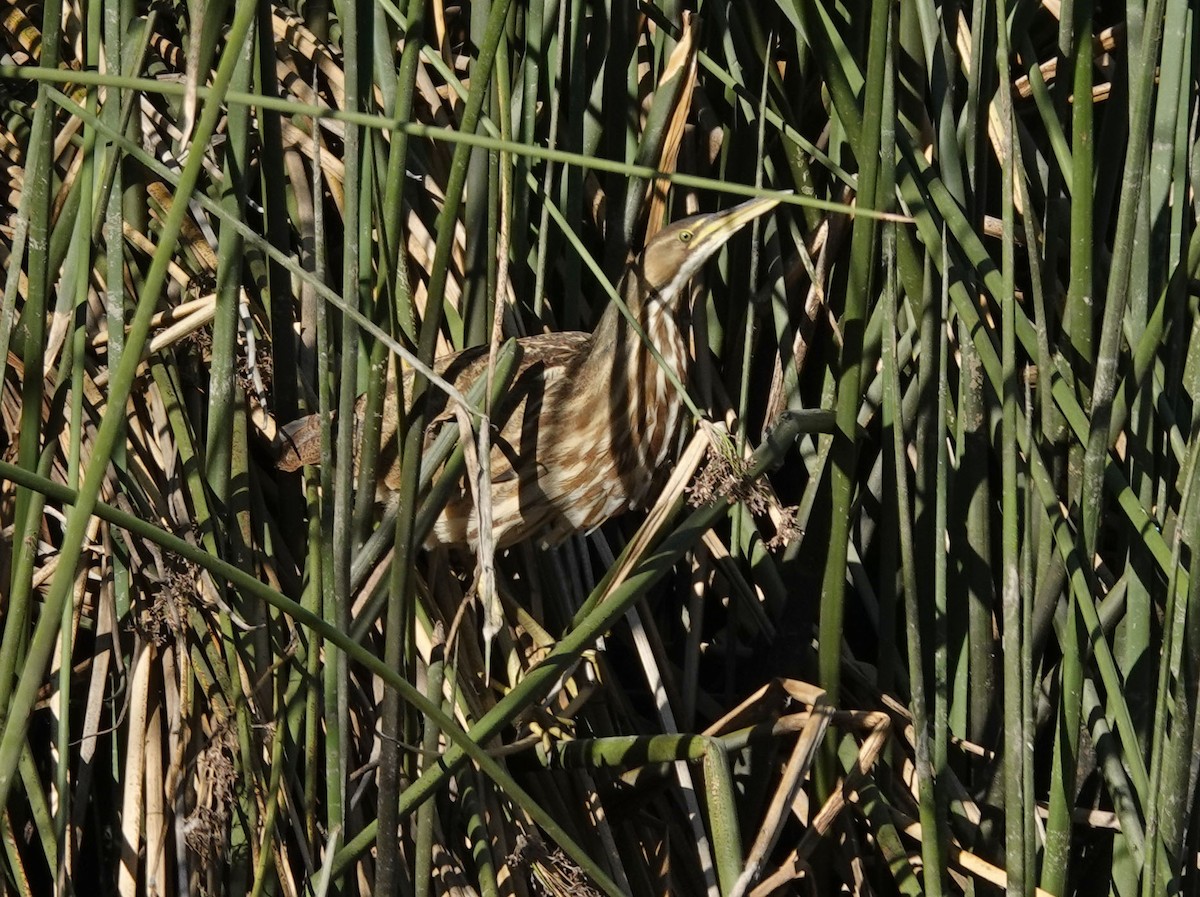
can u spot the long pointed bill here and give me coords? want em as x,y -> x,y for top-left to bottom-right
692,194 -> 785,248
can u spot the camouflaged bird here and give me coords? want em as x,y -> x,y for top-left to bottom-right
278,195 -> 782,549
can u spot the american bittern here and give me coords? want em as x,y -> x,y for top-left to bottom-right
280,195 -> 782,548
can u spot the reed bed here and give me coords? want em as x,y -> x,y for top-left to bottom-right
0,0 -> 1196,894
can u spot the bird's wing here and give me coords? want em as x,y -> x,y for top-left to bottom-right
409,332 -> 592,484
408,331 -> 592,396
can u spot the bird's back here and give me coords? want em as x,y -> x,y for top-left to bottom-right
398,331 -> 628,548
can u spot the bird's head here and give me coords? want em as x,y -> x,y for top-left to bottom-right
633,194 -> 783,314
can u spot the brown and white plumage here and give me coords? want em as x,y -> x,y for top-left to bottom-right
280,195 -> 782,549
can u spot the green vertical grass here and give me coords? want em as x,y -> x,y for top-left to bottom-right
3,1 -> 1199,893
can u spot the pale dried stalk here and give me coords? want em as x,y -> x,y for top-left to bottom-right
117,642 -> 154,897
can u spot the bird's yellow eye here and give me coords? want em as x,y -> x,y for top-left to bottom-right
679,230 -> 693,244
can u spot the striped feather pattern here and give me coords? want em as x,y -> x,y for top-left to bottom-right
279,197 -> 779,549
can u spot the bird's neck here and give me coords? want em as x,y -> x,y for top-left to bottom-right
568,265 -> 690,478
583,264 -> 691,384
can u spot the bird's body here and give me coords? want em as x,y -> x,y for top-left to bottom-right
279,196 -> 781,549
393,276 -> 690,549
